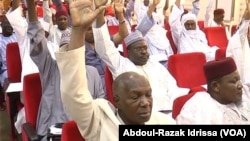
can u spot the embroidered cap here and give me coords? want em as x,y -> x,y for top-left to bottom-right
124,30 -> 144,48
214,8 -> 225,15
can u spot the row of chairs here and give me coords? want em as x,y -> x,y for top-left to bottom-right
4,42 -> 84,141
4,23 -> 231,140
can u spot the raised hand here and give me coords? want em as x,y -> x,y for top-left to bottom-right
114,0 -> 124,14
152,0 -> 161,6
69,0 -> 106,29
94,0 -> 108,8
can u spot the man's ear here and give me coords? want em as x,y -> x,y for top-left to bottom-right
211,80 -> 220,93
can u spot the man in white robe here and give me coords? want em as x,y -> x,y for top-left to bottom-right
94,0 -> 189,113
55,1 -> 175,140
176,57 -> 250,124
169,0 -> 218,62
226,15 -> 250,84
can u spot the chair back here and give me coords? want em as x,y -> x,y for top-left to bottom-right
168,52 -> 207,88
22,73 -> 42,128
203,26 -> 228,49
6,42 -> 22,82
166,31 -> 177,54
197,20 -> 205,31
231,24 -> 238,36
61,120 -> 85,141
172,86 -> 206,119
104,66 -> 114,105
108,25 -> 119,35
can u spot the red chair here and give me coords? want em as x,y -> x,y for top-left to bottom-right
4,42 -> 23,141
21,73 -> 42,141
231,24 -> 238,36
167,52 -> 207,88
107,25 -> 119,35
164,21 -> 170,31
131,24 -> 137,32
104,66 -> 114,105
172,86 -> 206,119
121,41 -> 128,57
61,120 -> 85,141
197,20 -> 205,31
203,26 -> 228,49
215,48 -> 226,60
166,31 -> 177,54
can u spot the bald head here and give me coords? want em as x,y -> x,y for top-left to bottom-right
112,72 -> 150,97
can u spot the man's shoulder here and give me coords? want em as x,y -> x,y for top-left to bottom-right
148,111 -> 176,124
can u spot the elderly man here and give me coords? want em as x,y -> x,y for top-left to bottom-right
55,0 -> 175,141
176,57 -> 250,124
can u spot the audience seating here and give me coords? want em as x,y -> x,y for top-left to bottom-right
104,66 -> 114,105
61,120 -> 85,141
167,52 -> 207,88
131,24 -> 137,32
21,73 -> 42,141
4,42 -> 23,141
203,26 -> 229,49
197,20 -> 205,31
172,86 -> 206,119
164,21 -> 170,31
215,48 -> 227,60
107,25 -> 119,35
166,31 -> 177,54
231,24 -> 238,36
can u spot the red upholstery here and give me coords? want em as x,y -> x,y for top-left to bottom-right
215,48 -> 226,60
107,25 -> 119,35
166,31 -> 177,54
172,86 -> 206,119
6,42 -> 22,82
168,52 -> 207,88
203,26 -> 228,49
5,42 -> 22,141
23,73 -> 41,129
36,6 -> 43,18
121,41 -> 128,57
231,24 -> 237,36
104,66 -> 114,105
197,20 -> 205,31
61,120 -> 85,141
21,73 -> 42,141
164,21 -> 170,31
131,24 -> 137,32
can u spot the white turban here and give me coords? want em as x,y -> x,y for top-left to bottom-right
181,13 -> 197,27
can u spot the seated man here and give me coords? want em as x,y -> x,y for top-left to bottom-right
169,0 -> 218,62
176,57 -> 250,124
55,0 -> 176,140
93,0 -> 189,113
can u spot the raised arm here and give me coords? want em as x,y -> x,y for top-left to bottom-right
27,0 -> 38,22
192,0 -> 200,17
112,0 -> 129,45
205,0 -> 215,26
55,0 -> 107,138
10,0 -> 20,11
